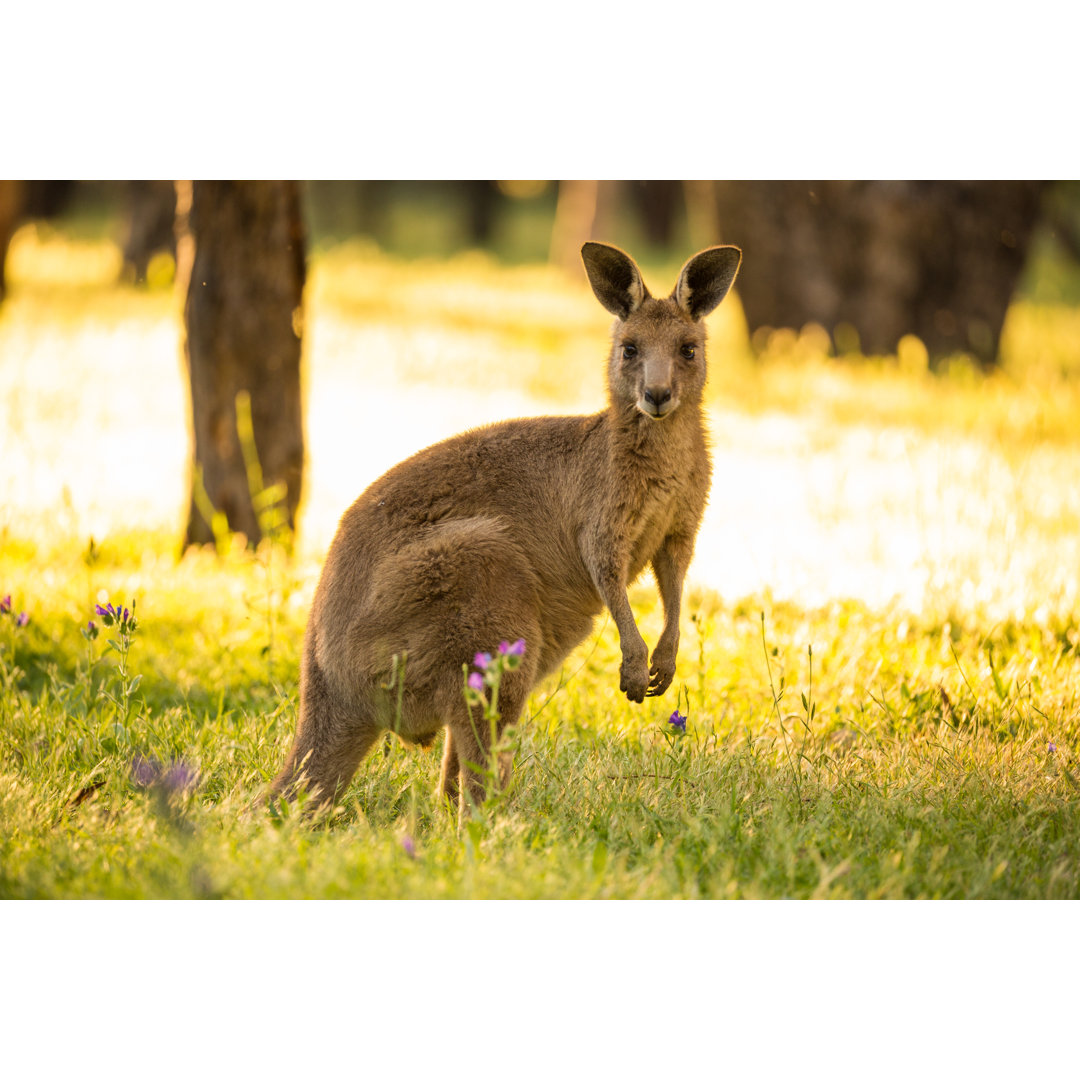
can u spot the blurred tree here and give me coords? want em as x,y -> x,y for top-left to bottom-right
120,180 -> 177,284
549,180 -> 619,272
629,181 -> 682,247
1042,180 -> 1080,267
714,181 -> 1048,369
178,180 -> 306,549
19,180 -> 74,218
0,180 -> 23,303
354,180 -> 389,238
683,180 -> 720,245
464,180 -> 500,244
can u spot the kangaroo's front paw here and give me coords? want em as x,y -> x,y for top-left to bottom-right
620,650 -> 651,703
647,646 -> 677,697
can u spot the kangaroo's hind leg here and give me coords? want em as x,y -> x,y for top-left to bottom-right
438,727 -> 514,807
440,648 -> 535,823
271,634 -> 380,811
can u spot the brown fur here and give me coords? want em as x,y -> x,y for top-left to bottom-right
270,242 -> 742,821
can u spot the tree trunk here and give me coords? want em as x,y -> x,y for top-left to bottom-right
464,180 -> 499,244
548,180 -> 619,273
714,180 -> 1048,369
629,180 -> 681,247
120,180 -> 177,284
179,180 -> 306,549
0,180 -> 24,303
683,180 -> 720,246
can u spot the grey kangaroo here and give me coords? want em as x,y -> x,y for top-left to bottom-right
271,242 -> 742,820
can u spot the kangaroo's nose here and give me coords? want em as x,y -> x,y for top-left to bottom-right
643,386 -> 672,411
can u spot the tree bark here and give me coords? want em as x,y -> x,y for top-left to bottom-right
179,180 -> 306,549
120,180 -> 177,284
0,180 -> 24,303
714,180 -> 1048,369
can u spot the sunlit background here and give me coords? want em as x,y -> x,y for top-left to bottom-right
3,180 -> 1080,624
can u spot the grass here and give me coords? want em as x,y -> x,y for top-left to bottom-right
2,219 -> 1080,899
3,537 -> 1079,899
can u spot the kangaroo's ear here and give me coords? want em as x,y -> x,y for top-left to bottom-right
673,245 -> 742,320
581,242 -> 649,319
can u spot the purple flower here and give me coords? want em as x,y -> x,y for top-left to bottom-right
15,611 -> 28,628
401,835 -> 416,858
1048,741 -> 1057,754
498,638 -> 526,657
474,651 -> 492,670
162,761 -> 196,794
94,601 -> 135,630
0,595 -> 10,614
131,754 -> 162,787
669,710 -> 687,732
467,671 -> 485,692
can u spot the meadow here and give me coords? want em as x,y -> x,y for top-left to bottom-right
2,217 -> 1080,899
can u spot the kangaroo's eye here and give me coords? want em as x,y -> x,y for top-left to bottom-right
680,344 -> 696,361
622,344 -> 638,360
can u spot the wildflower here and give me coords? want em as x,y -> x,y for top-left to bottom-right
132,755 -> 196,794
474,651 -> 493,670
401,835 -> 416,859
131,754 -> 162,787
498,639 -> 526,669
16,612 -> 28,628
94,601 -> 136,631
84,620 -> 99,640
162,761 -> 196,794
1048,741 -> 1057,754
467,671 -> 485,692
669,709 -> 687,732
0,595 -> 10,614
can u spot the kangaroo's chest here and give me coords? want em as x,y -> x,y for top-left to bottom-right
626,475 -> 703,579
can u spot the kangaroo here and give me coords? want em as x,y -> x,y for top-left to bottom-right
271,242 -> 742,820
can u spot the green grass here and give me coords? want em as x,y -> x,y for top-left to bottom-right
3,530 -> 1079,899
3,221 -> 1080,899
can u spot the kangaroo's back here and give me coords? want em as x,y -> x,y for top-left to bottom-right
271,241 -> 742,822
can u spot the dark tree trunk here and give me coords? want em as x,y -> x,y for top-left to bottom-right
19,181 -> 73,219
630,180 -> 682,247
714,180 -> 1048,369
464,180 -> 499,244
0,180 -> 24,303
179,180 -> 306,549
120,180 -> 177,284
